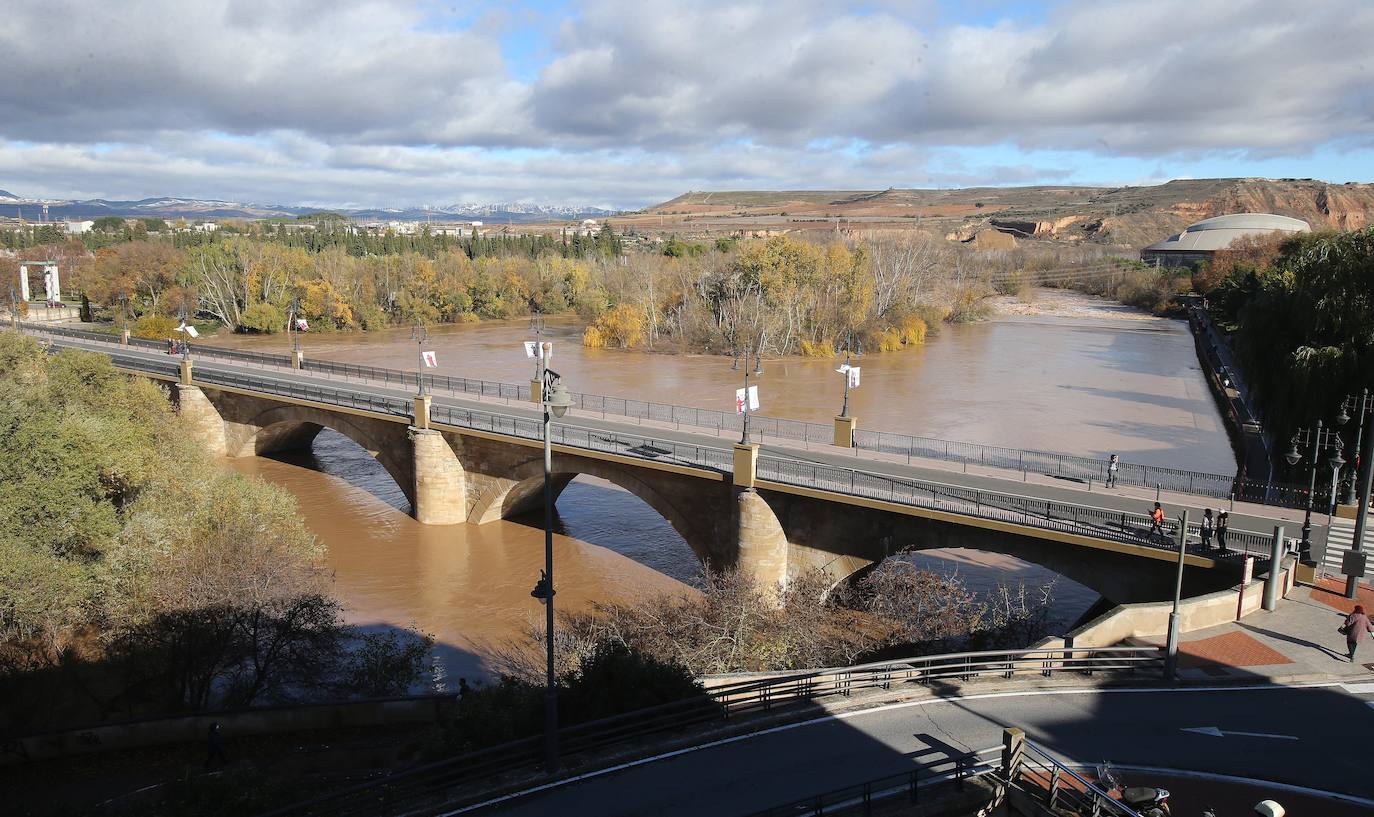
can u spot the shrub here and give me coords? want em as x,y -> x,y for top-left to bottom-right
130,314 -> 179,340
238,301 -> 285,334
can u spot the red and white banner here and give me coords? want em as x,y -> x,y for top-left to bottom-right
735,385 -> 760,414
422,350 -> 438,368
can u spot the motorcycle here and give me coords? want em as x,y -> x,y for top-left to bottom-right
1097,763 -> 1171,816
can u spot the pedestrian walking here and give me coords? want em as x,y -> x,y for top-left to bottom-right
204,721 -> 227,769
1148,502 -> 1165,539
1340,604 -> 1374,662
1200,509 -> 1215,551
1216,511 -> 1229,553
1106,454 -> 1120,488
458,677 -> 471,699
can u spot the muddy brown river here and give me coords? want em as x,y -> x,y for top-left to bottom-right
218,291 -> 1231,683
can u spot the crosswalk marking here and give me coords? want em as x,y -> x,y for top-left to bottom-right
1323,516 -> 1360,577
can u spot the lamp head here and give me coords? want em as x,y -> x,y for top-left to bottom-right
1337,401 -> 1351,426
1285,436 -> 1301,466
547,380 -> 574,418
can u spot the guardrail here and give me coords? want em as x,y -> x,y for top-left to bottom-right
756,456 -> 1276,560
1008,739 -> 1141,816
15,321 -> 1321,510
257,646 -> 1163,817
744,748 -> 996,817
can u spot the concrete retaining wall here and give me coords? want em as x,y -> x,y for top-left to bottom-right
1035,556 -> 1297,651
2,695 -> 455,766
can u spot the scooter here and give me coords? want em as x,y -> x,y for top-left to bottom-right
1097,763 -> 1171,816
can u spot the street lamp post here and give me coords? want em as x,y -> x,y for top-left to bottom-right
178,308 -> 191,361
1341,389 -> 1369,506
1285,420 -> 1344,563
837,329 -> 862,419
410,322 -> 429,395
530,356 -> 573,771
733,332 -> 765,445
288,296 -> 302,355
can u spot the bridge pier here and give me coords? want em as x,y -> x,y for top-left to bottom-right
411,428 -> 467,524
736,487 -> 790,594
174,384 -> 227,456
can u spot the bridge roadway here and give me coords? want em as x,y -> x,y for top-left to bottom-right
25,328 -> 1321,590
465,682 -> 1374,816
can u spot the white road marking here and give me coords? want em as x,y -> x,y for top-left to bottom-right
1341,681 -> 1374,694
439,682 -> 1342,815
1180,726 -> 1297,740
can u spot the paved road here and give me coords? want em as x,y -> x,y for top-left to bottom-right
466,683 -> 1374,816
30,328 -> 1318,556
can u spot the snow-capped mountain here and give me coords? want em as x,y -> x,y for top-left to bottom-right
0,190 -> 621,222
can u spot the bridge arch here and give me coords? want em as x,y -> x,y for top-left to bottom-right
231,404 -> 416,507
469,454 -> 719,566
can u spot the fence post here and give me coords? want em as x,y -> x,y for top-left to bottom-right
1001,727 -> 1025,782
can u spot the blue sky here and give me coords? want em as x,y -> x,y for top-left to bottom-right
0,0 -> 1370,207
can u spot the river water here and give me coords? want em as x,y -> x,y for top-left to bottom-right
218,290 -> 1231,682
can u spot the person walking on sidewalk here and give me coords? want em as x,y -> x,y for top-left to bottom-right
1106,454 -> 1120,488
1216,511 -> 1230,553
1340,604 -> 1374,662
1148,502 -> 1166,540
1200,509 -> 1215,551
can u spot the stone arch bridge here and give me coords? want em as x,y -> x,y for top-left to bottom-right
156,361 -> 1249,604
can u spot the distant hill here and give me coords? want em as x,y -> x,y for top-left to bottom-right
0,192 -> 617,224
647,178 -> 1374,247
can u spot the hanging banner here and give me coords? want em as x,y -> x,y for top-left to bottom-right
735,388 -> 746,414
847,366 -> 860,388
422,350 -> 438,368
175,322 -> 200,338
836,363 -> 851,374
295,317 -> 309,332
746,385 -> 760,411
523,341 -> 538,358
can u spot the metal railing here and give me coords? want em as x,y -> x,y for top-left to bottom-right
744,748 -> 997,817
1009,740 -> 1141,816
755,456 -> 1276,559
15,321 -> 1321,510
258,647 -> 1162,817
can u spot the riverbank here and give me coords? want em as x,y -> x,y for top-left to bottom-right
989,286 -> 1164,322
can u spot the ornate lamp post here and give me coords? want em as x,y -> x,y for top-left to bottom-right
410,322 -> 429,395
530,355 -> 573,771
1339,390 -> 1370,506
178,308 -> 191,361
732,331 -> 765,445
837,329 -> 862,418
1285,420 -> 1344,563
288,296 -> 302,355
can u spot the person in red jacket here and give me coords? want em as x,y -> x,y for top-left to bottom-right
1342,604 -> 1374,662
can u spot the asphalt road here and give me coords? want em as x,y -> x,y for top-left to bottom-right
35,329 -> 1311,550
464,682 -> 1374,816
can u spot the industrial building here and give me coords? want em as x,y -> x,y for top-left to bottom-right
1140,213 -> 1310,267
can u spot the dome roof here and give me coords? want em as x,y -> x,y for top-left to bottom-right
1143,213 -> 1310,254
1182,213 -> 1310,233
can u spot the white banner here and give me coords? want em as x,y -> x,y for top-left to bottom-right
422,350 -> 438,368
523,341 -> 538,359
175,323 -> 200,338
847,366 -> 860,388
295,317 -> 309,332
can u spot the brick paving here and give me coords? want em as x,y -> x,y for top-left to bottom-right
1310,576 -> 1374,615
1177,631 -> 1293,669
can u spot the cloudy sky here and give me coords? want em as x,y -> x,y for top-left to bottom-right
2,0 -> 1371,209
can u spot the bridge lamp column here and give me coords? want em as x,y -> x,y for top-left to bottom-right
178,308 -> 191,361
410,322 -> 430,396
1285,421 -> 1343,564
735,333 -> 765,446
531,362 -> 573,771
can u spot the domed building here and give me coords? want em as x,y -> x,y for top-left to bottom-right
1140,213 -> 1310,267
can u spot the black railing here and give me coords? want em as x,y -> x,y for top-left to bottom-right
257,647 -> 1162,817
755,456 -> 1275,559
744,749 -> 994,817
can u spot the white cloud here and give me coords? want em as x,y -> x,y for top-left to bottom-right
0,0 -> 1371,207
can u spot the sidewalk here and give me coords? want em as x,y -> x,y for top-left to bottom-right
1130,577 -> 1374,684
